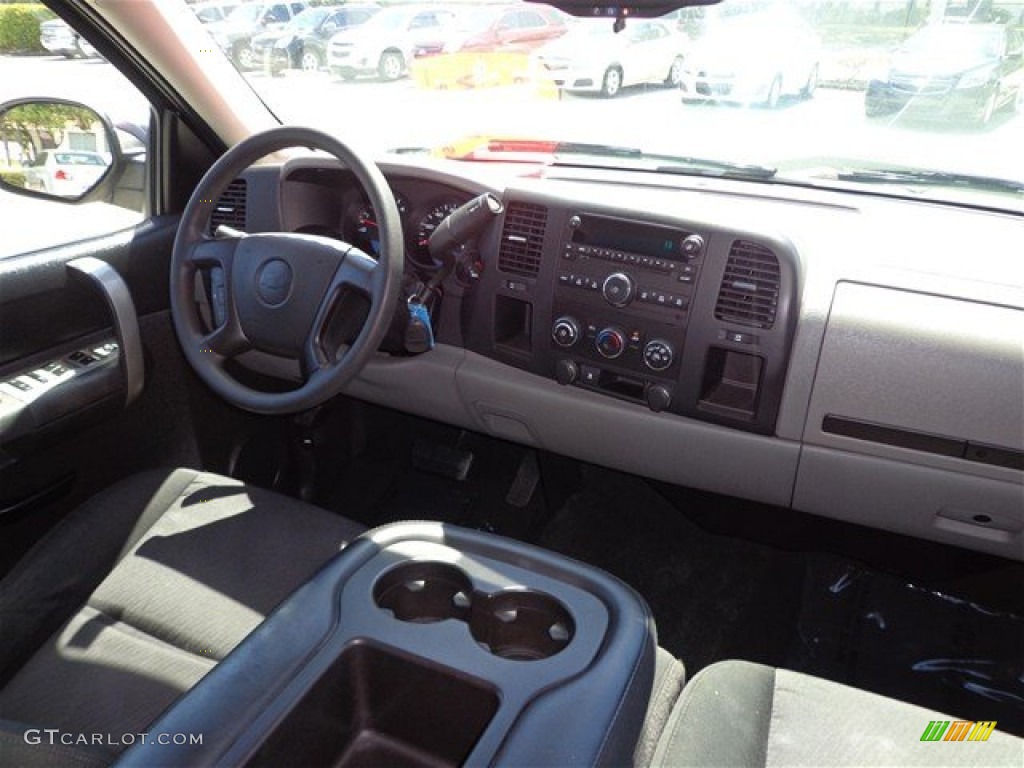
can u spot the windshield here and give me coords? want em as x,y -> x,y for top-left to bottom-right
900,25 -> 1003,55
226,4 -> 261,24
202,0 -> 1022,211
290,8 -> 330,30
355,8 -> 416,34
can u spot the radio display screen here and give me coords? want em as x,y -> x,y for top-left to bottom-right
571,214 -> 687,261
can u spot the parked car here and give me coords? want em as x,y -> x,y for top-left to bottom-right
327,4 -> 459,81
679,8 -> 820,107
409,3 -> 569,91
23,150 -> 109,197
535,18 -> 689,97
39,17 -> 98,59
207,1 -> 309,70
865,22 -> 1024,126
414,3 -> 570,58
190,1 -> 241,25
251,4 -> 380,75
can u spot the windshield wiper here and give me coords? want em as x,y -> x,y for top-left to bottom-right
835,168 -> 1024,196
550,141 -> 779,180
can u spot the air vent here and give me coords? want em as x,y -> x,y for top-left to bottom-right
209,178 -> 247,233
497,202 -> 547,278
715,240 -> 781,329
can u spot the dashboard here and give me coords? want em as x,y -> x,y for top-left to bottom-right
222,156 -> 1024,563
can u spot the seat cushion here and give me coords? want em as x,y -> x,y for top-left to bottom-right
633,646 -> 687,767
0,468 -> 365,760
651,660 -> 1023,767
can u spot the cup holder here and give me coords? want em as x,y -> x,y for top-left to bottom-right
470,591 -> 575,661
373,562 -> 473,624
374,562 -> 576,661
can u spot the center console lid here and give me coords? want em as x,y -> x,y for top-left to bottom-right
117,522 -> 657,767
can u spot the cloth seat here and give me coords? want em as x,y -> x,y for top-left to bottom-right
650,660 -> 1023,767
0,468 -> 365,766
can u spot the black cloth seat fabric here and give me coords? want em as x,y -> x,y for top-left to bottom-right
0,468 -> 365,766
650,660 -> 1024,767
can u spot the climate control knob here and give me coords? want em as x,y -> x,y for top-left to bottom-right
602,272 -> 635,307
643,339 -> 675,371
551,316 -> 580,348
596,327 -> 626,359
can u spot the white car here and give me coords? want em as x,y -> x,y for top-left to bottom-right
326,4 -> 458,81
23,150 -> 109,197
39,18 -> 99,59
680,8 -> 820,108
535,19 -> 689,97
191,1 -> 241,25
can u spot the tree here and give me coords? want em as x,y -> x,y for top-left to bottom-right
0,103 -> 99,164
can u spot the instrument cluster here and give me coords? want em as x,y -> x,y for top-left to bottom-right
340,183 -> 470,271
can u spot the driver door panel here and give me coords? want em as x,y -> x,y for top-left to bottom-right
0,220 -> 206,576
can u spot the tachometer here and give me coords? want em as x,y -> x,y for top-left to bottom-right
351,193 -> 409,255
414,199 -> 463,267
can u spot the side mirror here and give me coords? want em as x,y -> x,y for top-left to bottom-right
0,98 -> 116,203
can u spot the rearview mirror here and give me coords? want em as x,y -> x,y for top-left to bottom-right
533,0 -> 721,19
0,98 -> 115,202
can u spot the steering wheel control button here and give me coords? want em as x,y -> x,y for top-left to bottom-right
596,328 -> 626,359
256,259 -> 293,306
552,316 -> 580,348
643,340 -> 675,371
602,272 -> 635,307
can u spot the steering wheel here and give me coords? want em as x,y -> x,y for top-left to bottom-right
170,126 -> 403,414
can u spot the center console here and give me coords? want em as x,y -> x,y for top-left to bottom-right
463,194 -> 800,436
117,523 -> 657,767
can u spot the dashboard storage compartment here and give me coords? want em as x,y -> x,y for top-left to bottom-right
119,522 -> 657,768
698,347 -> 763,419
247,643 -> 498,768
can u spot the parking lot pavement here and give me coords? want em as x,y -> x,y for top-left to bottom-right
2,54 -> 1021,187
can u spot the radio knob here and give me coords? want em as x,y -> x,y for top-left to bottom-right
596,327 -> 626,359
643,339 -> 675,371
602,272 -> 635,308
681,234 -> 705,260
552,316 -> 580,348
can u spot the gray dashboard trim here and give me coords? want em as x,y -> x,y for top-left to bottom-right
346,344 -> 799,509
795,445 -> 1023,560
804,282 -> 1024,484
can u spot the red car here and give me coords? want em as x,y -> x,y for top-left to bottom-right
415,3 -> 569,58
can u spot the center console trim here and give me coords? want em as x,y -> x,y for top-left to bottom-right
117,522 -> 658,768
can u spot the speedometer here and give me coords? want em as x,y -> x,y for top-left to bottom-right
351,193 -> 409,255
414,199 -> 463,267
